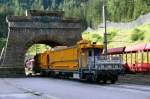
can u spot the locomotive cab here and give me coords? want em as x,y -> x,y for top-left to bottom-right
78,40 -> 123,83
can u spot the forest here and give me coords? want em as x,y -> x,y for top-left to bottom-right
0,0 -> 150,38
0,0 -> 150,53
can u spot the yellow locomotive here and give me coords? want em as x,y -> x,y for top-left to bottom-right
32,40 -> 123,83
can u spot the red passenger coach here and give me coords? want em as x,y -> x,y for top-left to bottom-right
108,44 -> 150,73
144,44 -> 150,71
125,44 -> 146,72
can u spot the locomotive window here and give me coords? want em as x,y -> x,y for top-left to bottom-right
88,49 -> 92,56
88,48 -> 100,56
94,48 -> 100,56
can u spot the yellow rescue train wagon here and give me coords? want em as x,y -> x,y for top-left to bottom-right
32,40 -> 123,83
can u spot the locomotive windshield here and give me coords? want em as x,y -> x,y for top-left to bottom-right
88,48 -> 101,57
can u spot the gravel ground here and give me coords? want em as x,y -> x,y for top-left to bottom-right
118,74 -> 150,86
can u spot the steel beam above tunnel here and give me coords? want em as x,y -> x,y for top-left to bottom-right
0,10 -> 81,77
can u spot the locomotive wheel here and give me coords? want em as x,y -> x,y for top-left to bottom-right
110,75 -> 118,84
95,75 -> 102,84
40,71 -> 47,77
110,79 -> 116,84
102,79 -> 107,84
102,75 -> 107,84
95,78 -> 100,83
28,73 -> 32,77
86,75 -> 94,82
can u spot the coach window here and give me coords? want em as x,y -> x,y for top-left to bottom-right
141,51 -> 144,64
147,51 -> 150,63
120,54 -> 123,62
125,53 -> 128,63
137,51 -> 142,64
123,53 -> 126,63
135,52 -> 138,64
127,53 -> 131,64
132,53 -> 135,64
143,51 -> 147,64
131,52 -> 133,64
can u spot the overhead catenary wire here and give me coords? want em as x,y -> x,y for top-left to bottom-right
1,19 -> 10,66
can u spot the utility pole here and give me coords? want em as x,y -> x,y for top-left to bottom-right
103,0 -> 108,56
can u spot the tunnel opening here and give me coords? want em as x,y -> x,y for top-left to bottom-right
24,39 -> 66,76
25,44 -> 51,76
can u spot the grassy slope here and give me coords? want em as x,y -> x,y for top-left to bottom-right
108,23 -> 150,48
82,23 -> 150,48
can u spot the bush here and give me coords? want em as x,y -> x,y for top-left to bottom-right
107,30 -> 117,41
131,28 -> 144,41
92,34 -> 103,43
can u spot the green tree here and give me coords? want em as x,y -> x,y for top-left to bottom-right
31,0 -> 44,10
131,28 -> 144,41
133,0 -> 143,19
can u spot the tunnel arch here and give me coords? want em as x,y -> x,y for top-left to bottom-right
24,34 -> 66,51
0,10 -> 81,76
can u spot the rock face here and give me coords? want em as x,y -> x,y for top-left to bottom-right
0,10 -> 81,77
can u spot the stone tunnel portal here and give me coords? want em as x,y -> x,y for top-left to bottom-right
0,10 -> 81,77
